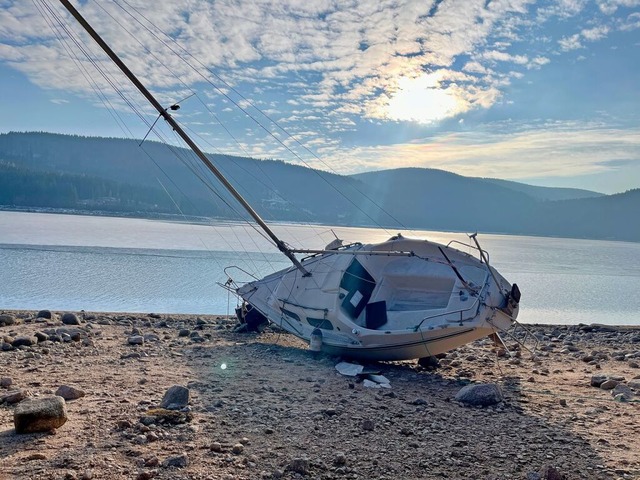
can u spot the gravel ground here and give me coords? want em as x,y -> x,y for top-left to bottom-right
1,310 -> 639,480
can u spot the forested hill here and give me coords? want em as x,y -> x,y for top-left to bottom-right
1,131 -> 638,242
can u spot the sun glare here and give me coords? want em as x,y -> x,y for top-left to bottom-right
387,73 -> 462,124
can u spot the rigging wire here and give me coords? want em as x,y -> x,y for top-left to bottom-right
34,0 -> 260,277
113,0 -> 404,234
88,0 -> 307,271
93,0 -> 329,250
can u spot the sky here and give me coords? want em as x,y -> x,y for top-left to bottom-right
1,0 -> 639,194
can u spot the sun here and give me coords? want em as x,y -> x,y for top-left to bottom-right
386,73 -> 463,124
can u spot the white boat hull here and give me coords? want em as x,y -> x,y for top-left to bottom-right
237,235 -> 519,361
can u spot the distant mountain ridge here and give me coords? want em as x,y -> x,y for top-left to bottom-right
1,131 -> 637,242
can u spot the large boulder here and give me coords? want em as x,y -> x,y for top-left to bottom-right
14,396 -> 68,433
0,314 -> 16,326
455,383 -> 503,407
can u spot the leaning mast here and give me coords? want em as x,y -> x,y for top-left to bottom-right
58,0 -> 309,275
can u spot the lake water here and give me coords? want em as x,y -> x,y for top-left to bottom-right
1,211 -> 639,325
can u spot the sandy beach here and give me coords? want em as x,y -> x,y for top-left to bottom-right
1,310 -> 639,480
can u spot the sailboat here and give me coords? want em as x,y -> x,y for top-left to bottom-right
60,0 -> 521,361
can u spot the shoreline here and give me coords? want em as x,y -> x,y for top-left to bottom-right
2,309 -> 640,479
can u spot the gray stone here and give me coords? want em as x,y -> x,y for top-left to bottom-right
590,374 -> 608,388
128,336 -> 144,345
288,458 -> 310,475
455,383 -> 503,407
162,453 -> 188,468
178,329 -> 190,337
600,379 -> 620,390
55,385 -> 85,401
2,389 -> 30,404
612,383 -> 634,400
334,452 -> 347,466
0,314 -> 15,326
12,336 -> 34,348
232,443 -> 244,454
36,310 -> 52,319
160,385 -> 190,410
34,332 -> 49,343
14,395 -> 68,433
61,313 -> 81,325
628,380 -> 640,390
0,377 -> 12,388
362,419 -> 375,431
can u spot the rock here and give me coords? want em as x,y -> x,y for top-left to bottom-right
210,442 -> 222,452
143,333 -> 160,343
178,329 -> 190,337
590,375 -> 608,388
0,377 -> 12,388
455,383 -> 503,407
55,385 -> 86,401
34,332 -> 49,343
628,380 -> 640,390
288,458 -> 310,475
140,408 -> 192,425
160,385 -> 189,410
128,336 -> 144,345
232,443 -> 244,454
334,452 -> 347,466
2,389 -> 30,404
36,310 -> 52,319
600,379 -> 619,390
11,336 -> 35,348
162,453 -> 188,468
362,419 -> 375,431
14,395 -> 68,433
611,383 -> 634,400
412,398 -> 428,406
539,465 -> 566,480
61,313 -> 81,325
0,314 -> 16,326
418,356 -> 440,368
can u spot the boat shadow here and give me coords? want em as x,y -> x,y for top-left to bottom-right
185,338 -> 617,479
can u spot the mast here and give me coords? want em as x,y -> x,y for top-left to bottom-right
59,0 -> 310,276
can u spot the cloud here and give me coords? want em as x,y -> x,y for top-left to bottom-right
320,122 -> 640,184
558,33 -> 583,51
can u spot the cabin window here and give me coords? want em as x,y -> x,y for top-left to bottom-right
339,259 -> 376,320
307,318 -> 334,330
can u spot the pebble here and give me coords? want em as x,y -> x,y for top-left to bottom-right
362,419 -> 375,431
232,443 -> 244,454
288,458 -> 310,475
55,385 -> 86,401
162,453 -> 188,468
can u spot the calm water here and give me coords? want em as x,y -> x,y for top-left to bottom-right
1,211 -> 640,325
